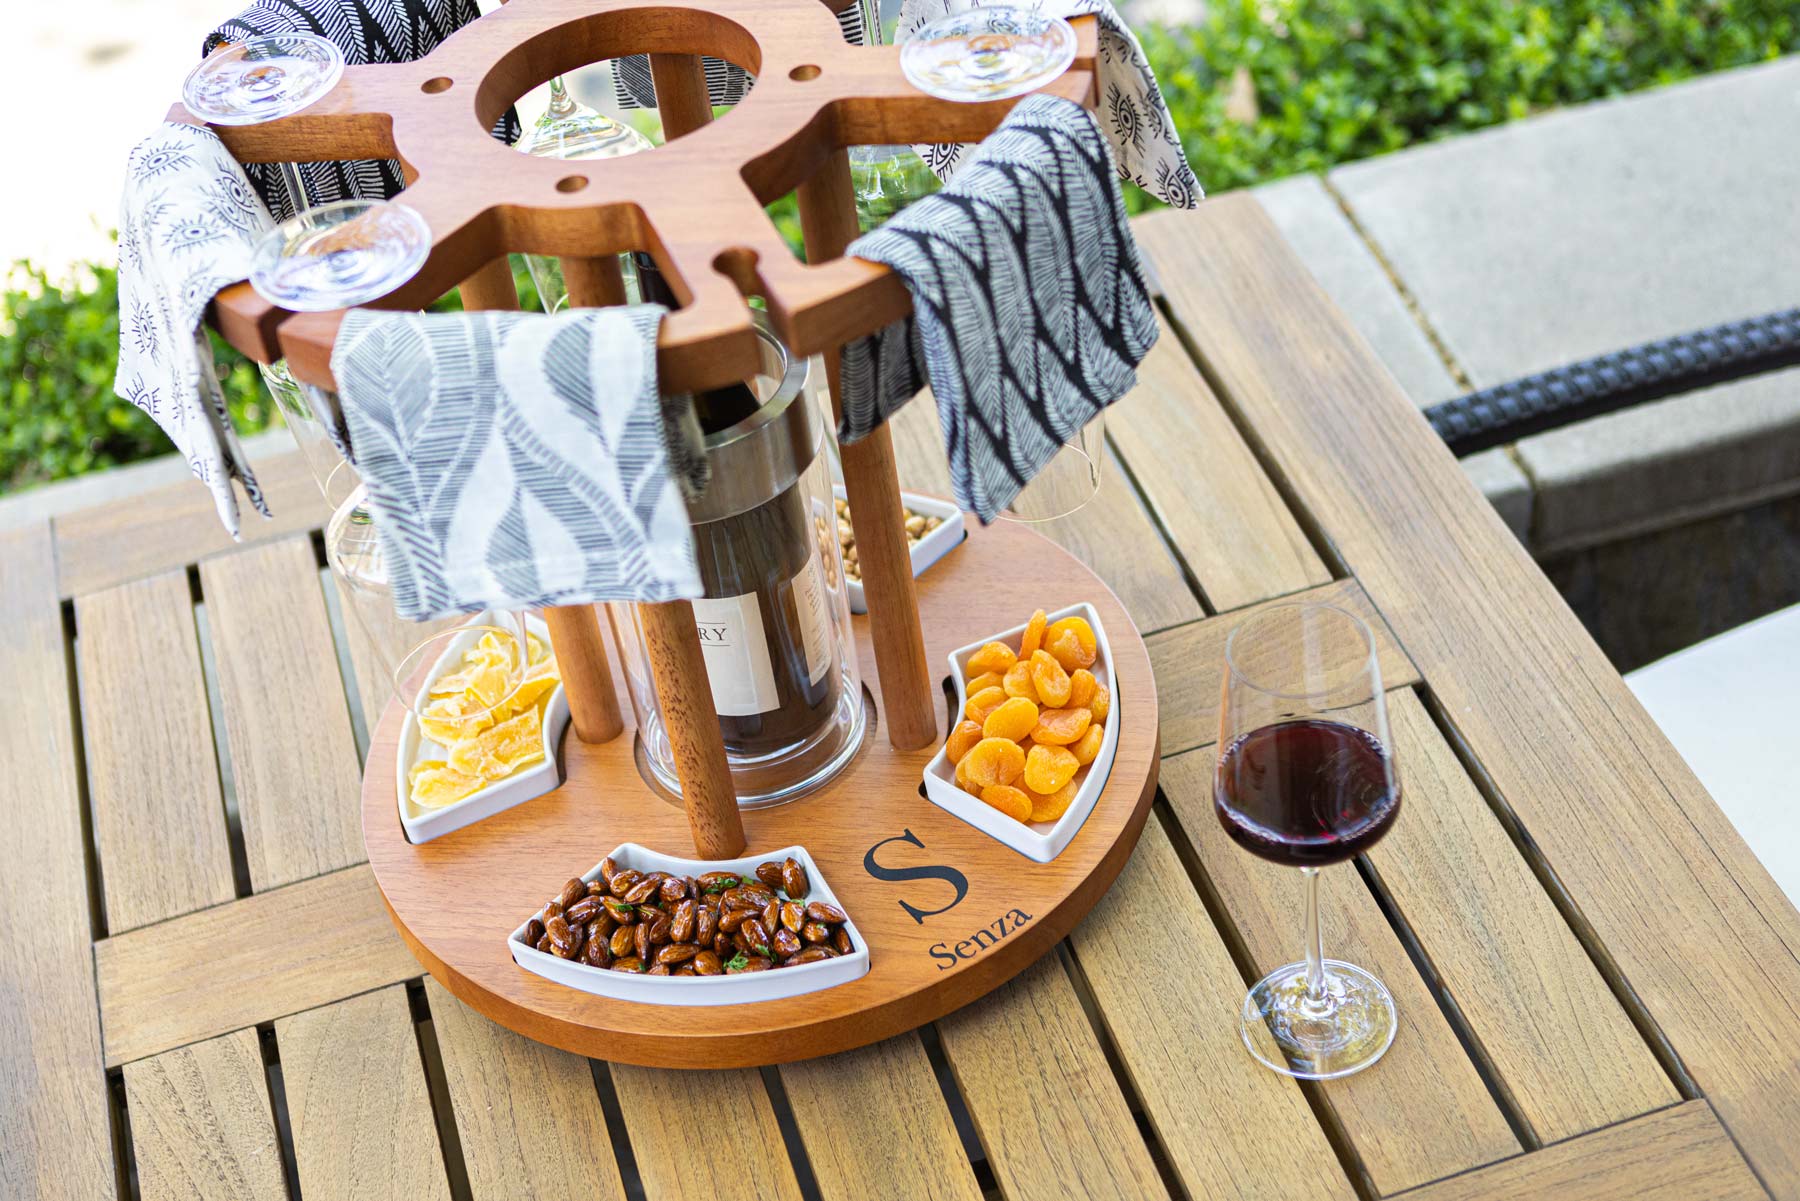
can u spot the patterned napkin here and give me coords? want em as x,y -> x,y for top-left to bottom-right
838,94 -> 1157,523
612,0 -> 868,110
898,0 -> 1202,208
204,0 -> 519,220
331,306 -> 705,620
115,122 -> 276,537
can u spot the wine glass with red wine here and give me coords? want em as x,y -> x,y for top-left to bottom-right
1216,602 -> 1401,1078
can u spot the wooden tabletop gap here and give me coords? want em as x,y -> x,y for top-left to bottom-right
1350,852 -> 1543,1152
189,591 -> 257,900
916,1022 -> 998,1194
62,601 -> 112,942
256,1023 -> 308,1201
106,1068 -> 142,1201
1150,293 -> 1352,582
1411,686 -> 1705,1102
406,980 -> 477,1201
587,1062 -> 649,1201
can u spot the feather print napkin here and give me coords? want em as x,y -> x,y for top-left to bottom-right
837,94 -> 1158,523
204,0 -> 519,220
899,0 -> 1202,208
332,306 -> 704,620
115,122 -> 276,537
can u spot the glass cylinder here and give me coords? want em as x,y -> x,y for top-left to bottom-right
611,316 -> 865,808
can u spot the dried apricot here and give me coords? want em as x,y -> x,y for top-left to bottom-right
1030,650 -> 1072,708
1019,609 -> 1048,659
1069,668 -> 1098,709
983,696 -> 1039,742
946,720 -> 983,763
1090,684 -> 1112,724
965,738 -> 1026,788
964,686 -> 1007,724
954,754 -> 982,795
965,670 -> 1004,696
1031,706 -> 1092,746
1027,777 -> 1079,823
1024,743 -> 1079,794
1002,660 -> 1039,702
979,785 -> 1033,823
1046,616 -> 1098,670
966,641 -> 1018,676
1070,723 -> 1105,766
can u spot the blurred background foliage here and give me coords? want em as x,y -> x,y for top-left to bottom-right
4,0 -> 1794,491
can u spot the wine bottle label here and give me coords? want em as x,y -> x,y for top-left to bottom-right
794,549 -> 834,686
691,592 -> 781,717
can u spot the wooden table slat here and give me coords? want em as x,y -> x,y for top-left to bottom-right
1147,578 -> 1420,758
76,570 -> 239,932
275,985 -> 452,1201
1068,813 -> 1357,1199
610,1065 -> 805,1201
1399,1101 -> 1765,1201
1107,321 -> 1333,610
1162,747 -> 1522,1194
0,524 -> 116,1200
200,536 -> 365,892
886,394 -> 1206,634
1376,691 -> 1679,1140
937,955 -> 1170,1201
122,1028 -> 287,1201
54,450 -> 328,599
97,864 -> 419,1067
779,1033 -> 985,1201
425,979 -> 628,1200
1139,197 -> 1800,1195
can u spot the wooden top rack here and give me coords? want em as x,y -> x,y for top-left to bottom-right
184,0 -> 1099,393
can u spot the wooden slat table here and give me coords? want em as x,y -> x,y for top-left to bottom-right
2,194 -> 1793,1201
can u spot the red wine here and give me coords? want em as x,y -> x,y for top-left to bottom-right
1215,719 -> 1400,867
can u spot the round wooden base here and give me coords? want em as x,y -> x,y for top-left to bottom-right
362,516 -> 1159,1068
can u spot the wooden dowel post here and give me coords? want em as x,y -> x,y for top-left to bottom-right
563,244 -> 742,853
461,257 -> 626,743
638,601 -> 746,858
797,149 -> 939,751
649,54 -> 714,140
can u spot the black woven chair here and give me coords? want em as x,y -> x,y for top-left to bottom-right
1425,308 -> 1800,457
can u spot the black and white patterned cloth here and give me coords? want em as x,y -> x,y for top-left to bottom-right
331,306 -> 705,620
204,0 -> 519,221
838,94 -> 1156,524
899,0 -> 1201,208
115,122 -> 276,537
611,0 -> 867,110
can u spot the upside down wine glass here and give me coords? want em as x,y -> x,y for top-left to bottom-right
899,2 -> 1077,103
1216,603 -> 1402,1079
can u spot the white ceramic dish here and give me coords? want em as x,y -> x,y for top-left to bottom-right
508,843 -> 870,1005
396,611 -> 571,844
923,603 -> 1120,862
835,486 -> 965,614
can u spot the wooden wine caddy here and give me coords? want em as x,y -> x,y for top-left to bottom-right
187,0 -> 1161,1066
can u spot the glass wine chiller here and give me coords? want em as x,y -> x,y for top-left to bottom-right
610,316 -> 865,807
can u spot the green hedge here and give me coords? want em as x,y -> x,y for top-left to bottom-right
5,0 -> 1795,491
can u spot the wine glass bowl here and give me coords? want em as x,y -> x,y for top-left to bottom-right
1216,602 -> 1401,1079
183,34 -> 345,125
900,6 -> 1078,102
250,199 -> 432,311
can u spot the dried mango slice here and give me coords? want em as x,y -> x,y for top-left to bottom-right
983,697 -> 1039,742
1027,777 -> 1078,823
493,656 -> 561,723
409,759 -> 485,809
979,785 -> 1033,823
448,706 -> 545,780
419,693 -> 495,745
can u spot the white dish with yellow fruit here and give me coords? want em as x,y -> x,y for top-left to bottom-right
923,603 -> 1119,863
396,611 -> 570,844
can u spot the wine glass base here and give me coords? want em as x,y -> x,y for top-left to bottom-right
1240,959 -> 1396,1080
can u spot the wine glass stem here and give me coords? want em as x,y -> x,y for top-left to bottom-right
278,160 -> 313,214
1301,866 -> 1326,1004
